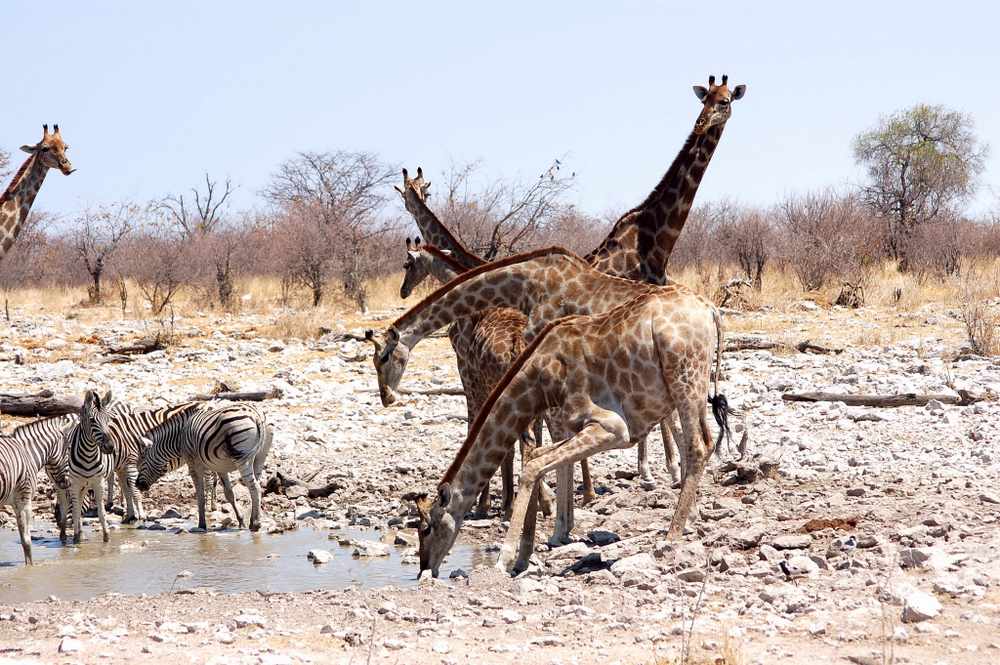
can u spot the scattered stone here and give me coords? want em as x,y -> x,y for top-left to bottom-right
353,541 -> 390,558
500,609 -> 523,624
307,549 -> 332,564
733,526 -> 764,549
588,530 -> 620,546
610,552 -> 658,577
58,637 -> 81,653
772,534 -> 812,550
901,589 -> 942,623
233,612 -> 266,628
676,568 -> 706,583
980,493 -> 1000,505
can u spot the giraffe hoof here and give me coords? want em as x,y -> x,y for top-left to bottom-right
122,516 -> 137,525
640,478 -> 657,491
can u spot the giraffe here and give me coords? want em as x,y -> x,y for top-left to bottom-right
404,286 -> 728,576
394,168 -> 485,271
586,74 -> 747,284
369,247 -> 727,544
0,124 -> 75,262
390,237 -> 562,517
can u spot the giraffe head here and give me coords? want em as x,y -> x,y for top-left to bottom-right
365,329 -> 409,406
400,237 -> 430,298
393,167 -> 431,216
79,389 -> 115,455
19,124 -> 75,175
403,483 -> 459,578
692,75 -> 746,135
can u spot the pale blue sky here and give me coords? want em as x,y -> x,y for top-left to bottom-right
3,1 -> 997,224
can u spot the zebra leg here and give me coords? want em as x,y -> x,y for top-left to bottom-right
71,480 -> 84,544
219,473 -> 244,528
94,479 -> 110,543
104,471 -> 115,512
240,464 -> 261,532
207,472 -> 217,512
189,468 -> 208,532
119,468 -> 137,524
55,489 -> 68,544
14,493 -> 33,566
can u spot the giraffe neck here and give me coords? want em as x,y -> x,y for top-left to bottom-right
587,123 -> 725,283
391,247 -> 655,351
441,334 -> 550,516
392,248 -> 578,348
0,154 -> 49,260
404,191 -> 485,271
422,246 -> 464,283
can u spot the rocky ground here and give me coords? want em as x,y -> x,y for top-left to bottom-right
1,299 -> 999,664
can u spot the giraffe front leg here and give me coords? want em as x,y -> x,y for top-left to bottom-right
500,413 -> 629,574
667,404 -> 711,539
637,436 -> 656,490
500,448 -> 515,521
580,458 -> 596,504
548,463 -> 576,546
525,420 -> 556,518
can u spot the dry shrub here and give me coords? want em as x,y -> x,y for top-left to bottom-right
960,295 -> 999,356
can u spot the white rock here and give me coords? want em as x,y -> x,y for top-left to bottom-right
307,548 -> 332,564
353,541 -> 390,558
500,609 -> 524,624
233,612 -> 267,628
58,637 -> 82,653
901,589 -> 942,623
610,552 -> 658,577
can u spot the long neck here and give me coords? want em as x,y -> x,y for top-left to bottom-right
393,249 -> 647,350
392,252 -> 564,349
0,154 -> 49,260
444,364 -> 544,519
587,123 -> 725,284
405,191 -> 485,271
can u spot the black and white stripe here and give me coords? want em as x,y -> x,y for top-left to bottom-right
0,417 -> 73,565
65,390 -> 118,544
136,403 -> 272,531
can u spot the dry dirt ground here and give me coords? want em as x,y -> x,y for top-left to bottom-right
1,298 -> 999,664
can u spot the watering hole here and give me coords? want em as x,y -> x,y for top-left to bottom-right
0,521 -> 489,603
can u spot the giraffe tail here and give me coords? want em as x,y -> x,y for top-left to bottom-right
708,307 -> 735,453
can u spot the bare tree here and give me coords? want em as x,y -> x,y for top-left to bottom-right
72,202 -> 137,304
127,225 -> 189,316
719,205 -> 772,290
271,202 -> 335,307
0,148 -> 10,183
159,173 -> 234,238
434,159 -> 574,259
264,150 -> 398,310
854,104 -> 988,269
0,211 -> 49,321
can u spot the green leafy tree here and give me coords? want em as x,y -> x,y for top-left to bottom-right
853,104 -> 988,269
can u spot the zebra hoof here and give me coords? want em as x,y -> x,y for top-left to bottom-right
102,532 -> 110,543
122,516 -> 137,525
249,521 -> 261,532
73,535 -> 81,545
190,527 -> 207,534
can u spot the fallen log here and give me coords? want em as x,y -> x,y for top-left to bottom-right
102,336 -> 165,356
0,390 -> 82,417
263,470 -> 342,498
794,340 -> 843,355
190,387 -> 284,402
782,389 -> 983,408
357,386 -> 466,397
725,336 -> 843,355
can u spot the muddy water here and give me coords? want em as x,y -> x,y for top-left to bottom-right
0,521 -> 489,603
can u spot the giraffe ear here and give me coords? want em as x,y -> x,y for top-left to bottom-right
20,144 -> 38,154
437,482 -> 452,508
731,85 -> 746,101
693,86 -> 709,102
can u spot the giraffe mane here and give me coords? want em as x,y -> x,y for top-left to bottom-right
420,244 -> 466,273
440,315 -> 576,486
407,191 -> 486,268
392,246 -> 588,330
0,154 -> 39,204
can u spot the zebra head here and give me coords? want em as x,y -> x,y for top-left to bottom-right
81,389 -> 115,455
135,436 -> 160,492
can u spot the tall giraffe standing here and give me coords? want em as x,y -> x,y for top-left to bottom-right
586,75 -> 746,283
1,125 -> 75,262
405,286 -> 727,576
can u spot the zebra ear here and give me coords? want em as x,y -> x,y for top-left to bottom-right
139,436 -> 153,451
102,390 -> 114,407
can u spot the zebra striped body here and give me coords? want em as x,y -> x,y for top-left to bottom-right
7,414 -> 78,542
136,403 -> 272,531
100,400 -> 207,523
65,390 -> 120,543
0,419 -> 72,564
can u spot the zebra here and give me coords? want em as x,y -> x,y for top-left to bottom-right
0,424 -> 71,565
136,403 -> 272,532
65,389 -> 125,543
6,413 -> 80,542
99,399 -> 210,523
